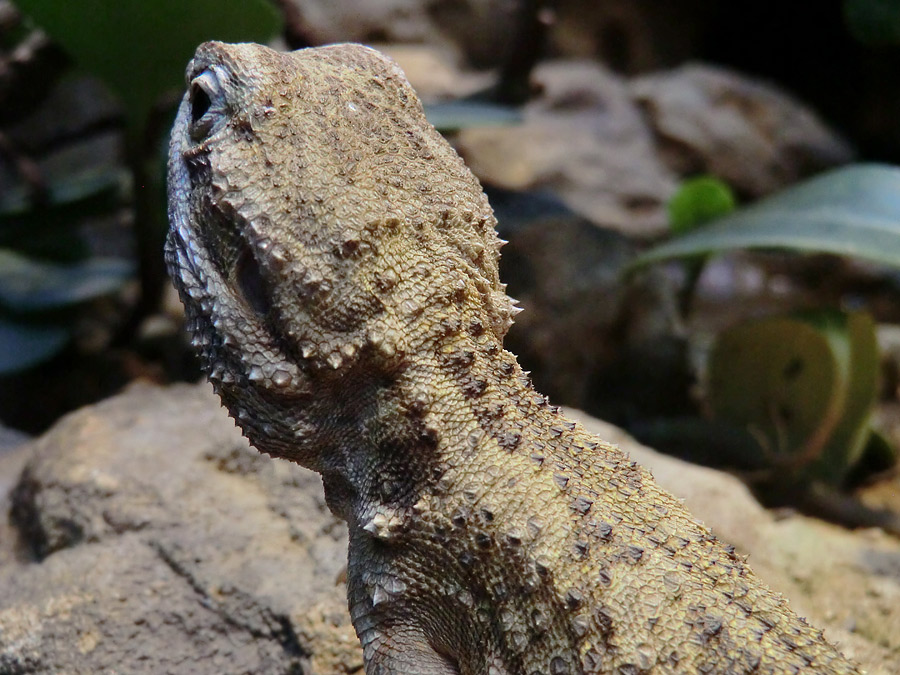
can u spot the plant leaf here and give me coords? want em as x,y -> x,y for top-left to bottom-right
0,248 -> 133,311
0,165 -> 127,217
15,0 -> 282,129
708,315 -> 846,472
813,311 -> 879,483
631,164 -> 900,271
0,317 -> 70,373
708,310 -> 881,486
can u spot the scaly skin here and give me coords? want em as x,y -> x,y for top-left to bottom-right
165,41 -> 863,674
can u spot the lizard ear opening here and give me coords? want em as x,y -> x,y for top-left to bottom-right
235,244 -> 272,318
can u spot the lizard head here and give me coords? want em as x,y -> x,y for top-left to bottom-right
166,41 -> 516,467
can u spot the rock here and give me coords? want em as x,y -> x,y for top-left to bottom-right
456,60 -> 677,236
491,188 -> 693,422
549,0 -> 714,73
2,384 -> 897,673
374,44 -> 493,101
0,436 -> 30,571
454,58 -> 851,237
630,63 -> 855,197
279,0 -> 710,74
1,383 -> 360,675
280,0 -> 518,68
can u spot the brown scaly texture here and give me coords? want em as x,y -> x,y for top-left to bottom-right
165,41 -> 863,675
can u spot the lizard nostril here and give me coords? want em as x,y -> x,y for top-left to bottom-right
188,70 -> 224,141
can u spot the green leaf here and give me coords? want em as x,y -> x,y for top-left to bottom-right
707,310 -> 880,486
844,0 -> 900,46
0,249 -> 133,311
630,164 -> 900,271
14,0 -> 282,129
814,311 -> 879,482
0,317 -> 70,373
668,176 -> 736,235
709,315 -> 845,470
424,100 -> 522,132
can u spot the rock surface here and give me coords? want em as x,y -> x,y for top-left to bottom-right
280,0 -> 519,68
1,383 -> 359,675
1,384 -> 898,674
451,58 -> 851,237
455,59 -> 677,236
491,188 -> 693,423
630,63 -> 855,198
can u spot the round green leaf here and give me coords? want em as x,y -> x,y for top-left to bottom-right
668,176 -> 736,235
709,316 -> 846,470
709,310 -> 882,485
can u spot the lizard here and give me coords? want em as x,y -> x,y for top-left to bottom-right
165,41 -> 863,675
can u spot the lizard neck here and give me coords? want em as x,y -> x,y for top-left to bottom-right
317,324 -> 564,533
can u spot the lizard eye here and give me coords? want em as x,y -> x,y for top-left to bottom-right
188,68 -> 226,141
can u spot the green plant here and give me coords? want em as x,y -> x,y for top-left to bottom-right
667,175 -> 736,236
708,310 -> 879,488
632,164 -> 900,490
632,164 -> 900,271
663,175 -> 736,315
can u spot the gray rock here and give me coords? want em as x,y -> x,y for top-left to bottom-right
454,58 -> 852,237
456,59 -> 678,236
630,63 -> 855,197
280,0 -> 517,68
491,188 -> 691,421
1,383 -> 360,675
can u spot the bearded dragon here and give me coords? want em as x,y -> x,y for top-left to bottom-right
165,41 -> 861,675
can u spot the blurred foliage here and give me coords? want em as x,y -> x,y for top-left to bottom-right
708,311 -> 879,488
663,175 -> 737,316
844,0 -> 900,46
1,0 -> 281,373
0,164 -> 132,372
14,0 -> 281,132
667,176 -> 736,236
631,164 -> 900,490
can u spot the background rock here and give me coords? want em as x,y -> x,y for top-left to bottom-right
630,63 -> 855,198
280,0 -> 519,68
455,59 -> 677,236
1,384 -> 898,673
1,383 -> 359,675
491,188 -> 693,423
452,57 -> 850,237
